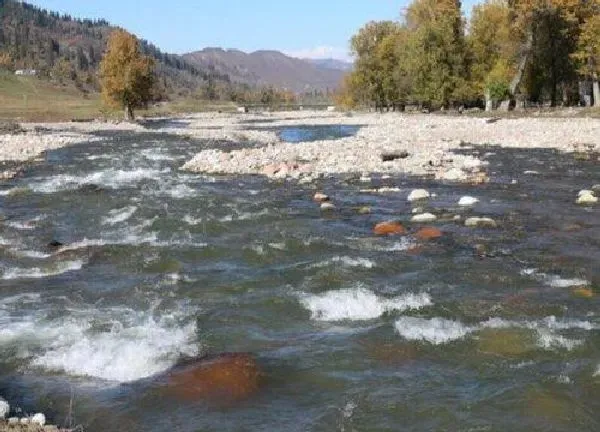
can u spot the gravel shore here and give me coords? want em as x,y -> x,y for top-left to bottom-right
1,111 -> 599,183
179,111 -> 600,182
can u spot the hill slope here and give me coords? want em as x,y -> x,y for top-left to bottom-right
0,0 -> 228,96
183,48 -> 345,92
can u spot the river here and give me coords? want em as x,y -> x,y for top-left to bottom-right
0,126 -> 598,431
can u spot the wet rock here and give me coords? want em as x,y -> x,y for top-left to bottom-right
47,240 -> 64,249
465,217 -> 498,228
414,227 -> 443,241
407,189 -> 430,202
0,397 -> 8,418
31,413 -> 46,426
313,192 -> 330,203
320,202 -> 336,211
411,213 -> 437,223
78,183 -> 104,193
458,196 -> 479,206
160,353 -> 261,402
374,221 -> 406,236
576,190 -> 598,205
381,152 -> 409,162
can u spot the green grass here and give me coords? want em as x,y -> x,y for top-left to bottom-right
0,71 -> 238,122
0,71 -> 104,121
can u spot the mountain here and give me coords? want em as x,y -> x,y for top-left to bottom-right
306,58 -> 353,72
183,48 -> 346,92
0,0 -> 229,96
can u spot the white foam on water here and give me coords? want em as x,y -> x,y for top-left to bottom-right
102,206 -> 138,226
57,231 -> 159,252
535,329 -> 582,351
2,260 -> 84,280
164,184 -> 196,199
31,316 -> 198,382
0,303 -> 199,383
301,288 -> 432,321
15,250 -> 52,259
393,316 -> 595,349
395,317 -> 474,344
594,366 -> 600,377
140,149 -> 177,162
520,269 -> 588,288
310,256 -> 376,270
29,168 -> 170,193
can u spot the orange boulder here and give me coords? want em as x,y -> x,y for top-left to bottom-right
414,227 -> 443,241
160,353 -> 261,403
374,221 -> 406,236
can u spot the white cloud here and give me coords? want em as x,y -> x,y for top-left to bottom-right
285,46 -> 352,62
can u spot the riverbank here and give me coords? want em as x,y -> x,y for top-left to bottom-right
179,111 -> 600,182
1,111 -> 599,183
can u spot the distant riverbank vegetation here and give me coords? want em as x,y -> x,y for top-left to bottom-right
338,0 -> 600,111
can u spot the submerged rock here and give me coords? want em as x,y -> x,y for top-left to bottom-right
320,202 -> 336,211
414,227 -> 443,241
159,353 -> 261,402
374,221 -> 406,236
407,189 -> 430,202
572,287 -> 594,298
477,328 -> 534,357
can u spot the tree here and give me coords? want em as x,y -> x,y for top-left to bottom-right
469,0 -> 515,109
99,29 -> 155,120
574,13 -> 600,106
404,0 -> 469,108
0,51 -> 12,70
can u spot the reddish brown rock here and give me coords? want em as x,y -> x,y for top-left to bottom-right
160,353 -> 261,402
374,221 -> 406,236
414,227 -> 443,241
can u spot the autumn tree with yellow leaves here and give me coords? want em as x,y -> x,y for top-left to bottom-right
99,30 -> 155,120
343,0 -> 600,110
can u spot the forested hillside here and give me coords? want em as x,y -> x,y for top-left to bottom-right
0,0 -> 229,98
341,0 -> 600,111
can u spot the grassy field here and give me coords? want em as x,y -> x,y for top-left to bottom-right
0,72 -> 238,122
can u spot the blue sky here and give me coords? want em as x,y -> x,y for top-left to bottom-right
29,1 -> 479,60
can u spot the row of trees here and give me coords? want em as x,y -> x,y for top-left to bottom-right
339,0 -> 600,110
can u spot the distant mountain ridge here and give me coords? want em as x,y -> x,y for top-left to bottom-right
183,48 -> 348,92
305,58 -> 353,72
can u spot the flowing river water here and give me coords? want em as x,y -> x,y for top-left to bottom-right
0,126 -> 598,431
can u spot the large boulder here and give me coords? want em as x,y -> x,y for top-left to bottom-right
159,353 -> 262,402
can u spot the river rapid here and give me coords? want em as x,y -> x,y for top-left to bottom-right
0,126 -> 598,431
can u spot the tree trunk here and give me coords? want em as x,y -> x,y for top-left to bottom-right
509,30 -> 534,97
593,74 -> 600,107
484,89 -> 493,112
124,104 -> 134,121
